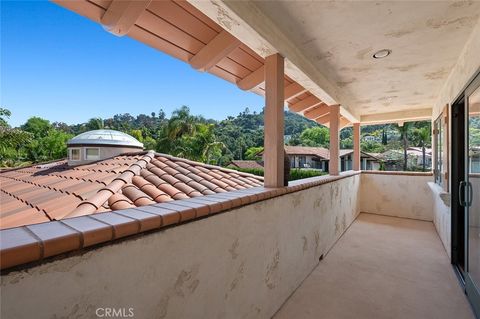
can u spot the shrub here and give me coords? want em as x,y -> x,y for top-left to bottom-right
228,167 -> 327,181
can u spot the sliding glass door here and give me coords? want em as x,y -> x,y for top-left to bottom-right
465,75 -> 480,316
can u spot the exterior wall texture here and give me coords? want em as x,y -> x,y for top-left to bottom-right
429,182 -> 452,257
1,175 -> 360,319
433,19 -> 480,119
360,173 -> 434,221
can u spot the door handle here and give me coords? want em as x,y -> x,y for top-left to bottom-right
466,181 -> 473,207
459,181 -> 467,207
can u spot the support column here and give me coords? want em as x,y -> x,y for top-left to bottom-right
264,53 -> 285,187
353,122 -> 361,171
329,105 -> 340,175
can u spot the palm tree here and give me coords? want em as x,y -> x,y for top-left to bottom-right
167,106 -> 197,140
415,127 -> 431,172
85,117 -> 104,130
397,122 -> 410,171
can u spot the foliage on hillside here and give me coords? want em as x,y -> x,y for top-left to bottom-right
0,105 -> 434,169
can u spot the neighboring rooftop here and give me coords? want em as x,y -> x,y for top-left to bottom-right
284,146 -> 353,160
67,129 -> 144,148
0,151 -> 263,230
228,160 -> 264,170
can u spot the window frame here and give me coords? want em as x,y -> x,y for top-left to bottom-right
69,148 -> 81,161
433,115 -> 443,186
84,147 -> 100,160
433,105 -> 449,191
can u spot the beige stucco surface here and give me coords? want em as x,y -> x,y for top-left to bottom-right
429,177 -> 480,258
433,19 -> 480,119
1,175 -> 360,319
360,173 -> 434,221
429,182 -> 452,257
273,213 -> 474,319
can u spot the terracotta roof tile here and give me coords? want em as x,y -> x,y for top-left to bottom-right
108,193 -> 136,211
0,151 -> 264,229
0,227 -> 42,269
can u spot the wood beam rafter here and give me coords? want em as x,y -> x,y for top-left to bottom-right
190,30 -> 241,72
360,108 -> 432,125
316,114 -> 330,125
237,65 -> 264,90
101,0 -> 152,36
304,103 -> 329,120
289,95 -> 322,113
284,82 -> 307,101
339,117 -> 350,129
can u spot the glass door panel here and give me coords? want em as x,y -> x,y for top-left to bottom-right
468,84 -> 480,283
465,76 -> 480,316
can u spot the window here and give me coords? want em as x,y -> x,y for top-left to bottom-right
299,156 -> 306,168
85,148 -> 100,160
69,148 -> 80,161
434,112 -> 445,187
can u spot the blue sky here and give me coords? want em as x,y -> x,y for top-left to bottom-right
1,1 -> 265,127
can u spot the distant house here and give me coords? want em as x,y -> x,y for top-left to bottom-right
227,160 -> 264,170
470,147 -> 480,173
377,148 -> 432,170
407,147 -> 433,168
258,146 -> 380,172
360,152 -> 382,170
362,135 -> 379,143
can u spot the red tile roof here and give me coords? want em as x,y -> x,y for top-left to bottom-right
284,146 -> 353,159
0,151 -> 263,230
228,160 -> 264,169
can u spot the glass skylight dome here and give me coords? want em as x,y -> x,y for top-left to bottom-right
67,129 -> 144,149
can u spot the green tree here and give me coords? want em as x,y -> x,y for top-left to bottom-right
299,126 -> 330,147
25,129 -> 72,162
85,117 -> 104,130
244,146 -> 264,160
0,108 -> 12,127
21,117 -> 52,138
412,126 -> 432,171
396,123 -> 411,171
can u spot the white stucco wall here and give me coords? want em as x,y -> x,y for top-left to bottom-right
1,175 -> 360,319
433,19 -> 480,119
360,173 -> 434,221
428,182 -> 451,257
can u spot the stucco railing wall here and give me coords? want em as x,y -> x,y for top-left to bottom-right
360,172 -> 434,221
428,175 -> 480,258
1,174 -> 360,319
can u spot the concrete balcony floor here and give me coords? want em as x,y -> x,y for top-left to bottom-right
274,213 -> 474,319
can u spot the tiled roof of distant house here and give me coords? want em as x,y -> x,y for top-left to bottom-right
0,151 -> 263,230
283,146 -> 353,160
228,160 -> 264,169
407,147 -> 433,156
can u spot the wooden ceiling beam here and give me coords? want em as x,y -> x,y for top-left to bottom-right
284,82 -> 307,100
237,65 -> 265,90
304,103 -> 329,120
190,30 -> 241,72
316,114 -> 330,125
101,0 -> 152,36
289,95 -> 322,113
340,117 -> 351,129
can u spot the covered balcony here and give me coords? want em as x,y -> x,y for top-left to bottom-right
1,1 -> 479,318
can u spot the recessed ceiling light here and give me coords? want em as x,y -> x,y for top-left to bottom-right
373,49 -> 392,59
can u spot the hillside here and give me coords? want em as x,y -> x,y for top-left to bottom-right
1,106 -> 432,167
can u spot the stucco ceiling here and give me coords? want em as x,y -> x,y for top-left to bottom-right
251,0 -> 480,117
